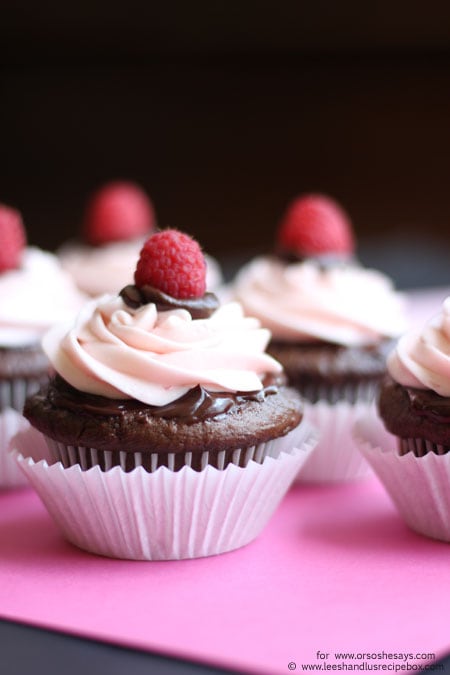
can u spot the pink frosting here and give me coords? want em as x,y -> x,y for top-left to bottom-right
59,240 -> 223,297
42,296 -> 282,405
388,296 -> 450,395
0,248 -> 87,347
233,258 -> 407,346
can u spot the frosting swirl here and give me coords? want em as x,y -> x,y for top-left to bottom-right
0,248 -> 86,347
388,296 -> 450,396
233,257 -> 406,347
42,295 -> 282,406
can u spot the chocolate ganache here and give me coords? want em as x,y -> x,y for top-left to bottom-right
46,374 -> 281,424
120,284 -> 219,319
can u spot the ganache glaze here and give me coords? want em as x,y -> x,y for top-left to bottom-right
48,375 -> 281,424
120,284 -> 219,319
408,388 -> 450,424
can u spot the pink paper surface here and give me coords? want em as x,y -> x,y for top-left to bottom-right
1,478 -> 450,675
1,287 -> 450,674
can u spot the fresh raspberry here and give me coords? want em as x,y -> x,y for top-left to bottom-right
83,181 -> 156,245
134,229 -> 206,299
0,204 -> 27,272
277,193 -> 355,256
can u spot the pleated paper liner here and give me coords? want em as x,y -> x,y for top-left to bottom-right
0,376 -> 45,488
354,415 -> 450,543
44,434 -> 297,472
295,380 -> 377,483
11,421 -> 317,560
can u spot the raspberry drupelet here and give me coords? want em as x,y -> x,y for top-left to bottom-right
134,229 -> 207,299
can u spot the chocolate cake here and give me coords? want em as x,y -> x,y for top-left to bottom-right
269,339 -> 395,403
0,344 -> 49,412
0,344 -> 49,382
378,376 -> 450,455
24,375 -> 303,471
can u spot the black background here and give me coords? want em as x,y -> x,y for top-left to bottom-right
1,1 -> 450,287
2,4 -> 450,671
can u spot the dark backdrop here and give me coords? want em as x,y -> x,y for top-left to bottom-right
1,1 -> 450,286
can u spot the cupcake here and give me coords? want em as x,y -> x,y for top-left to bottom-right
15,229 -> 315,559
59,180 -> 223,296
355,296 -> 450,542
233,193 -> 407,482
0,203 -> 86,487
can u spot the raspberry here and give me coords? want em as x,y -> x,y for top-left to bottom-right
83,181 -> 156,245
0,203 -> 26,272
134,229 -> 206,299
277,193 -> 355,256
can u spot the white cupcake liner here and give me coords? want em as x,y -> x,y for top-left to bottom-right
354,416 -> 450,542
11,422 -> 317,560
0,408 -> 31,488
44,434 -> 290,472
298,380 -> 378,406
0,376 -> 44,412
296,399 -> 375,483
0,375 -> 47,489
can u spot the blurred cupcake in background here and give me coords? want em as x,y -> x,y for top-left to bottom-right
355,296 -> 450,542
233,193 -> 408,482
0,202 -> 86,488
59,180 -> 223,296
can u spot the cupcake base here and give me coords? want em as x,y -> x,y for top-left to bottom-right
11,422 -> 317,560
44,434 -> 290,472
398,437 -> 450,457
297,399 -> 374,483
0,372 -> 48,489
354,415 -> 450,543
0,408 -> 30,488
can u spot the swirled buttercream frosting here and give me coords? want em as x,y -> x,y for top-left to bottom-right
388,296 -> 450,396
42,295 -> 282,406
0,248 -> 86,347
233,257 -> 406,347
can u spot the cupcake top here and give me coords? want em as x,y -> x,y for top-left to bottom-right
387,296 -> 450,396
0,204 -> 86,347
234,194 -> 406,347
45,229 -> 281,406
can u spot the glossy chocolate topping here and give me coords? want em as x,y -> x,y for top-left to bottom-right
48,374 -> 280,424
120,284 -> 219,319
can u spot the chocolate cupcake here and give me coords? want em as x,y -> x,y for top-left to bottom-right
0,203 -> 85,488
233,193 -> 407,482
355,296 -> 450,542
16,229 -> 315,559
